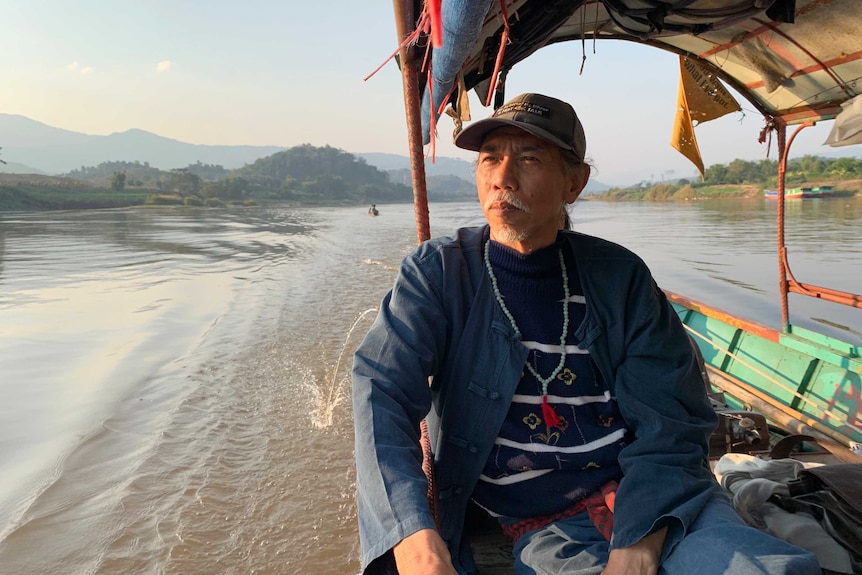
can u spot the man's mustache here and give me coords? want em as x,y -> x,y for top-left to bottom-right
484,192 -> 531,213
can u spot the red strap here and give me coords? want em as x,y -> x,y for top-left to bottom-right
427,0 -> 443,48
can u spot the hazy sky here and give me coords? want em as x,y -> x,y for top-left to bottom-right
2,0 -> 859,185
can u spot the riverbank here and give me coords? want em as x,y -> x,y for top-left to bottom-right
4,176 -> 860,211
0,185 -> 153,211
592,179 -> 861,201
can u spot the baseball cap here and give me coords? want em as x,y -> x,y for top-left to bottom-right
454,93 -> 586,161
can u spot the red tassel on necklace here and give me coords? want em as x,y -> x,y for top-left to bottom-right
541,396 -> 562,428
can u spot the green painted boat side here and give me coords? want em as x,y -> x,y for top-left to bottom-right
667,291 -> 862,447
764,188 -> 804,199
783,324 -> 862,362
763,187 -> 835,199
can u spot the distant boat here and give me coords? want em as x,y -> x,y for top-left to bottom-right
764,186 -> 834,199
368,205 -> 379,216
765,188 -> 803,199
802,186 -> 834,198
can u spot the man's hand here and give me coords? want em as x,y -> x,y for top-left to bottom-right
393,528 -> 458,575
602,526 -> 667,575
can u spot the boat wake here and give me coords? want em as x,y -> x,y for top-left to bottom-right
311,308 -> 378,429
362,258 -> 399,272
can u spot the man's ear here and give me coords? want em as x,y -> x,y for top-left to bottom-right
565,163 -> 591,204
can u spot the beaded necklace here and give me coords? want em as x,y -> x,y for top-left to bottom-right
484,240 -> 569,427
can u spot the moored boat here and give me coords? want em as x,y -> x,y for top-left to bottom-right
765,186 -> 836,198
765,188 -> 805,199
802,186 -> 835,198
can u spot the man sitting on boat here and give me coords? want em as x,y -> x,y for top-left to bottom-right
352,93 -> 819,575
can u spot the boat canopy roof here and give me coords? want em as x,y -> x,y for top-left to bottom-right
416,0 -> 862,131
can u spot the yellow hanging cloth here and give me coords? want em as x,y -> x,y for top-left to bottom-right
671,56 -> 741,177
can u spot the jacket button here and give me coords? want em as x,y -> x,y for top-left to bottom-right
489,391 -> 500,400
455,487 -> 463,495
468,445 -> 478,453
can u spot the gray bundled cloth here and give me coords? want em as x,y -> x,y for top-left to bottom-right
714,454 -> 853,574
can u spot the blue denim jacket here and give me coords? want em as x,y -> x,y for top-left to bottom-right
352,226 -> 720,574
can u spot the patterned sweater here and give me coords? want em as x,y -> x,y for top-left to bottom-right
471,236 -> 631,520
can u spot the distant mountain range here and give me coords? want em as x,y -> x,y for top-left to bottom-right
0,160 -> 46,175
0,113 -> 605,193
0,114 -> 285,174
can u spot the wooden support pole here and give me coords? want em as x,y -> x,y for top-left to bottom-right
392,0 -> 431,244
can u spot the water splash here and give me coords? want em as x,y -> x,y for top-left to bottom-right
312,308 -> 378,429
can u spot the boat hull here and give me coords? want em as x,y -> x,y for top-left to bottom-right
802,186 -> 834,198
666,291 -> 862,448
765,189 -> 804,199
765,186 -> 835,199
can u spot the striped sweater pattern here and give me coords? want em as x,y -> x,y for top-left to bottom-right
472,236 -> 631,520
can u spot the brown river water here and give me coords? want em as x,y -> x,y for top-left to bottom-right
1,198 -> 860,574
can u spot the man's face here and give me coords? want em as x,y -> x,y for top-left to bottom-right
476,127 -> 586,254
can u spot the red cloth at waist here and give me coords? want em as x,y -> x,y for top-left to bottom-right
499,479 -> 618,543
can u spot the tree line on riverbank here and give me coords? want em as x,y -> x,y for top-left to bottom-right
0,145 -> 405,210
0,144 -> 481,210
594,155 -> 862,201
1,147 -> 860,210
